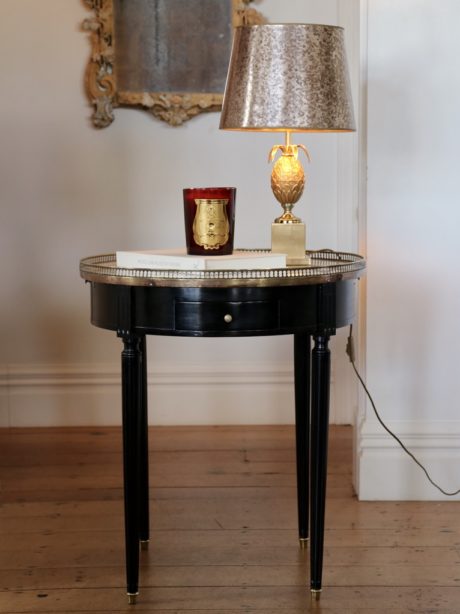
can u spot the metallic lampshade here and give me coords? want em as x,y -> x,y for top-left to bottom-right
220,24 -> 355,132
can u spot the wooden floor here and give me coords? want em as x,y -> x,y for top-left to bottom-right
1,426 -> 460,613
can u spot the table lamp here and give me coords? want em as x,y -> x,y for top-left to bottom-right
219,24 -> 355,265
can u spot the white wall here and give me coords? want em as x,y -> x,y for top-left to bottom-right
0,0 -> 360,427
357,0 -> 460,499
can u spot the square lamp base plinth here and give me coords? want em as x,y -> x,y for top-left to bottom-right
271,222 -> 311,266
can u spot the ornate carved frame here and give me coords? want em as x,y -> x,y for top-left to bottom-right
82,0 -> 265,128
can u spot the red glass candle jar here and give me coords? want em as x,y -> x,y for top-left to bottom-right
183,187 -> 236,255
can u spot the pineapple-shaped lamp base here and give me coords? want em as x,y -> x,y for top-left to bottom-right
269,132 -> 311,265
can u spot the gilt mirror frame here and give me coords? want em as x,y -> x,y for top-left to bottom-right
83,0 -> 265,128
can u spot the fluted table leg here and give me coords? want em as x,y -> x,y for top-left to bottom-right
139,335 -> 150,550
120,333 -> 142,603
310,334 -> 331,598
294,333 -> 311,546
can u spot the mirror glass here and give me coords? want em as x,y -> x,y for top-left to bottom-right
114,0 -> 233,94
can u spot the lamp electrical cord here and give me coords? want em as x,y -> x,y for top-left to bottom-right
346,325 -> 460,497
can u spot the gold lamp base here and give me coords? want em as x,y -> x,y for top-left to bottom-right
268,132 -> 311,266
271,222 -> 311,266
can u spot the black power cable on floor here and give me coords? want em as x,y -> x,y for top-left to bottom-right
346,325 -> 460,497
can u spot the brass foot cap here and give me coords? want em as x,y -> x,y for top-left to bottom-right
140,539 -> 149,551
299,537 -> 309,549
311,589 -> 322,601
127,592 -> 139,605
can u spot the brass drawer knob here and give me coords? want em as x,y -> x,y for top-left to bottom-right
224,314 -> 233,323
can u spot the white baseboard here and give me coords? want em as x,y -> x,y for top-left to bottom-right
0,362 -> 347,427
357,420 -> 460,501
1,363 -> 299,427
0,392 -> 8,427
0,367 -> 9,426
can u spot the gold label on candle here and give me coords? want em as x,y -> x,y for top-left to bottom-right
193,199 -> 229,250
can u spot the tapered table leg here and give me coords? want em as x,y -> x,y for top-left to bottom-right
139,335 -> 150,550
294,333 -> 311,546
310,334 -> 331,597
120,333 -> 142,603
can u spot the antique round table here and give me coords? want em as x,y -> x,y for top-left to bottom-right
80,249 -> 365,603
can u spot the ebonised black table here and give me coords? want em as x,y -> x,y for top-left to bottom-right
80,249 -> 365,604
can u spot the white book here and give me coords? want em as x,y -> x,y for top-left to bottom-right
116,249 -> 287,271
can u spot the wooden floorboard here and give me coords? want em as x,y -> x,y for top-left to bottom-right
1,425 -> 460,613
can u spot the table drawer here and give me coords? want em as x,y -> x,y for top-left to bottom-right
175,300 -> 279,333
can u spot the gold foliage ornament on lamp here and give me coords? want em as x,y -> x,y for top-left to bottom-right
220,24 -> 356,265
269,133 -> 311,224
